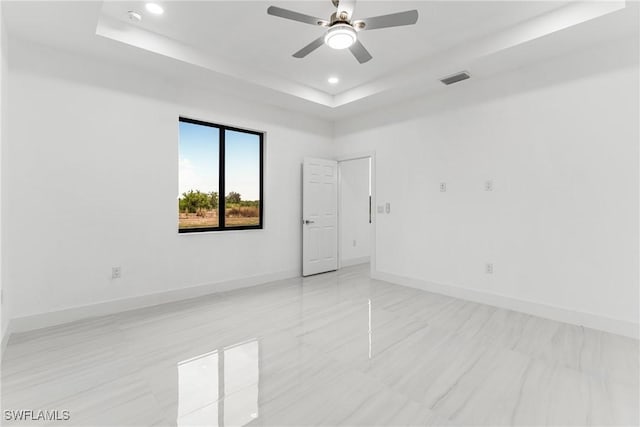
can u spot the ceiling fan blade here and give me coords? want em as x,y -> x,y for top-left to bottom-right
356,10 -> 418,31
336,0 -> 357,21
349,40 -> 372,64
267,6 -> 328,26
293,36 -> 325,58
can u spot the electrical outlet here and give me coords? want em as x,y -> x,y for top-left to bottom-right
440,182 -> 447,192
485,263 -> 494,274
485,180 -> 494,191
385,202 -> 391,214
112,267 -> 122,279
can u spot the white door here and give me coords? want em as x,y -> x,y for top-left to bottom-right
302,157 -> 338,276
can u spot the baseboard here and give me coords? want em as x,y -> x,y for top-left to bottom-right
340,256 -> 370,268
8,269 -> 300,335
372,270 -> 639,339
7,268 -> 637,341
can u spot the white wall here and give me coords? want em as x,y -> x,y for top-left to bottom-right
5,40 -> 333,322
0,0 -> 9,345
339,158 -> 370,266
3,35 -> 638,338
335,38 -> 639,336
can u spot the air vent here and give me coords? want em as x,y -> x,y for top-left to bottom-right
440,71 -> 471,85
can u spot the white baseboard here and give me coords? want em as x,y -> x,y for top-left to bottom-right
340,256 -> 370,268
372,270 -> 639,339
5,268 -> 637,344
8,269 -> 300,335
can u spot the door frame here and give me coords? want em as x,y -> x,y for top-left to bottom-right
337,151 -> 376,277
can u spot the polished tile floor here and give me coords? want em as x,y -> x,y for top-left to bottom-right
2,264 -> 638,426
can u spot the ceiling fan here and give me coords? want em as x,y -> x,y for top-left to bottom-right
267,0 -> 419,64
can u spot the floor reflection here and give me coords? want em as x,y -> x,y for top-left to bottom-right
177,339 -> 259,426
368,299 -> 372,359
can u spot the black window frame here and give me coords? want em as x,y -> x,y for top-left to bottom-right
178,116 -> 264,233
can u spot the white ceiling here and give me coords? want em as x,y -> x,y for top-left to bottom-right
100,1 -> 569,94
3,1 -> 639,120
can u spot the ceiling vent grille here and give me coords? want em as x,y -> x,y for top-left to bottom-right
440,71 -> 471,85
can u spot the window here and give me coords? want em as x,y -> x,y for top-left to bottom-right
178,117 -> 263,232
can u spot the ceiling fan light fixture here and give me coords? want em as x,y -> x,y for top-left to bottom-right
324,24 -> 356,50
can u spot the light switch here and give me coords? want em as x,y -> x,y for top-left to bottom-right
385,202 -> 391,214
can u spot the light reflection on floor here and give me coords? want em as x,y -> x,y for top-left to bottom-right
178,340 -> 259,426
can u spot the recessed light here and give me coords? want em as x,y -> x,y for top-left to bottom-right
127,10 -> 142,22
145,2 -> 164,15
328,76 -> 339,84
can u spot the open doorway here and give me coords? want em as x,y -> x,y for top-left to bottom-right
338,156 -> 373,270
